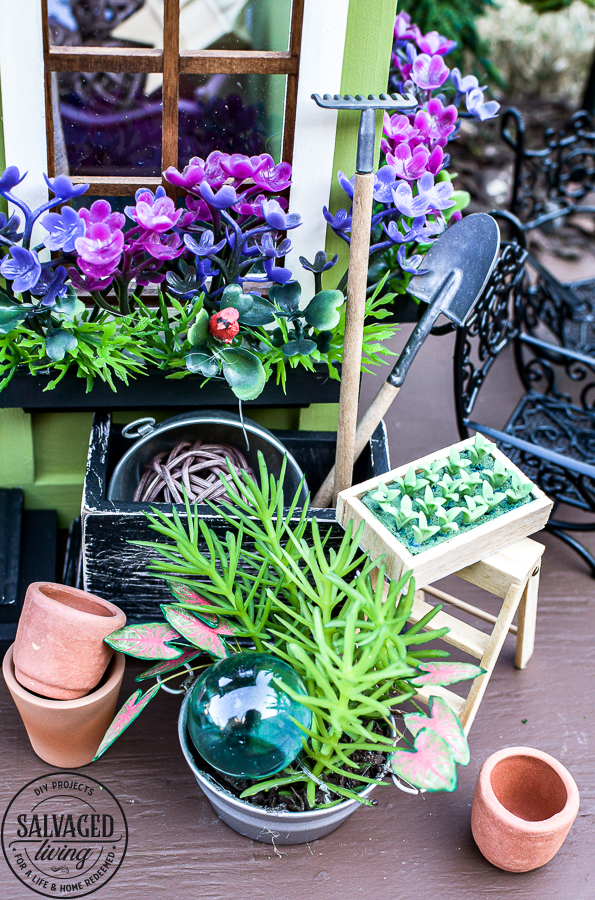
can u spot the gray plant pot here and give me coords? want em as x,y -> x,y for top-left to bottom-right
178,689 -> 380,845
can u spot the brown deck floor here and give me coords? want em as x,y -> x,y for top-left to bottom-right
1,324 -> 593,900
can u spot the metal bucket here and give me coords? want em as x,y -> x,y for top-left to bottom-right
107,410 -> 308,504
178,689 -> 380,845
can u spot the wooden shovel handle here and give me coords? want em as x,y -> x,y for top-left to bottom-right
312,380 -> 400,508
331,171 -> 375,507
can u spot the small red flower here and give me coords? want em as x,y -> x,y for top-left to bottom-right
209,307 -> 240,343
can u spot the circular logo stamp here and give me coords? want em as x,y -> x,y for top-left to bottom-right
2,773 -> 128,898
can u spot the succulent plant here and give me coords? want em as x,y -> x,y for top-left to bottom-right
467,433 -> 496,466
481,480 -> 506,511
437,473 -> 461,504
506,472 -> 534,503
411,511 -> 441,544
385,494 -> 418,530
371,481 -> 401,509
436,506 -> 464,534
456,469 -> 483,497
395,465 -> 430,497
416,484 -> 447,518
420,458 -> 448,485
444,447 -> 472,477
484,459 -> 509,489
461,495 -> 489,524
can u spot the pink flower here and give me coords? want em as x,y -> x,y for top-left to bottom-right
164,158 -> 206,192
385,144 -> 433,182
75,223 -> 124,279
79,199 -> 125,233
210,307 -> 239,343
127,194 -> 182,234
68,265 -> 114,292
140,231 -> 185,260
412,54 -> 449,91
252,158 -> 292,192
424,98 -> 458,146
204,151 -> 229,187
417,30 -> 457,56
382,112 -> 421,149
235,193 -> 288,218
394,11 -> 421,44
220,153 -> 268,180
186,195 -> 212,222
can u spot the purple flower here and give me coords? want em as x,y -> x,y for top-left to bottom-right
184,231 -> 226,258
386,144 -> 439,181
337,171 -> 354,199
30,265 -> 68,306
42,206 -> 86,253
253,158 -> 292,192
385,215 -> 441,245
322,207 -> 352,233
394,11 -> 421,45
43,173 -> 89,200
195,257 -> 218,286
235,192 -> 270,218
263,258 -> 293,284
200,182 -> 240,210
374,166 -> 399,203
0,167 -> 26,192
68,266 -> 114,293
255,233 -> 292,258
466,88 -> 500,122
204,151 -> 230,187
0,246 -> 41,292
0,212 -> 22,242
140,231 -> 185,261
260,198 -> 301,230
417,31 -> 456,56
220,154 -> 267,180
75,223 -> 124,279
412,54 -> 449,91
450,68 -> 481,94
79,199 -> 125,233
392,173 -> 455,217
164,158 -> 206,191
397,245 -> 428,274
421,98 -> 458,146
382,112 -> 420,148
126,190 -> 182,233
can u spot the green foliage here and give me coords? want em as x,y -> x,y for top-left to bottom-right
385,494 -> 418,530
506,472 -> 534,502
416,485 -> 447,518
411,512 -> 441,545
468,433 -> 496,466
395,465 -> 430,497
484,459 -> 509,489
461,495 -> 489,524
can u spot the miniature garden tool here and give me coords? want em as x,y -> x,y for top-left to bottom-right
312,213 -> 501,508
311,92 -> 417,507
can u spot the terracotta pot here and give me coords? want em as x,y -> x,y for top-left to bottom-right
3,644 -> 125,768
13,582 -> 126,700
472,746 -> 580,872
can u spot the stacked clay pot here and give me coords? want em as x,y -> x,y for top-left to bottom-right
3,583 -> 126,767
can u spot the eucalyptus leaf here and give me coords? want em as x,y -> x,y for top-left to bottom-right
45,328 -> 78,361
54,287 -> 85,319
268,281 -> 301,313
220,284 -> 254,316
187,308 -> 209,347
238,296 -> 277,326
185,351 -> 220,378
304,289 -> 344,330
220,347 -> 266,400
282,338 -> 317,357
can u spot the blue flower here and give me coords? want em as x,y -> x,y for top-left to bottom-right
397,245 -> 428,274
466,88 -> 500,122
0,167 -> 26,192
392,173 -> 455,218
199,182 -> 239,210
255,233 -> 292,259
43,173 -> 89,200
42,206 -> 86,252
196,257 -> 219,287
260,199 -> 301,231
0,212 -> 22,242
337,171 -> 354,199
30,266 -> 68,306
373,166 -> 398,204
184,231 -> 226,258
0,246 -> 41,293
322,207 -> 352,232
384,215 -> 442,245
450,68 -> 483,94
264,258 -> 293,284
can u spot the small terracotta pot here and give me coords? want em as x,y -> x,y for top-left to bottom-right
472,747 -> 580,872
3,644 -> 125,768
13,582 -> 126,700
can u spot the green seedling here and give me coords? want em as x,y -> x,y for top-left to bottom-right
444,447 -> 472,477
481,481 -> 506,511
484,459 -> 509,489
420,459 -> 448,485
385,494 -> 419,531
411,512 -> 441,545
436,507 -> 464,534
437,473 -> 460,504
461,495 -> 489,524
371,482 -> 401,510
416,485 -> 447,518
456,469 -> 483,498
506,473 -> 534,503
394,466 -> 429,497
468,433 -> 496,466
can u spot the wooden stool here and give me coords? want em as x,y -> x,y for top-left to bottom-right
407,536 -> 545,735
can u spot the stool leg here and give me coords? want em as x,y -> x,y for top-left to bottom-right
515,564 -> 541,669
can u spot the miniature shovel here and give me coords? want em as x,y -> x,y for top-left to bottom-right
312,213 -> 501,508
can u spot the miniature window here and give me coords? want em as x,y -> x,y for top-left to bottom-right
42,0 -> 303,195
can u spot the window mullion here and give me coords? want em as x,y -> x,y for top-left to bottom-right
162,0 -> 180,191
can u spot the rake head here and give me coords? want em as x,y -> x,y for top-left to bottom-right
311,92 -> 418,111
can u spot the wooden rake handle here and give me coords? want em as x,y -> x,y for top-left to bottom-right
312,380 -> 400,508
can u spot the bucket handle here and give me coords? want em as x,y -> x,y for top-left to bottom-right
121,417 -> 156,440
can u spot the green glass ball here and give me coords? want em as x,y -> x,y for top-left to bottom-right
188,652 -> 312,780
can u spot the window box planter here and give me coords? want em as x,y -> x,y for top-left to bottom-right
82,412 -> 389,620
336,437 -> 553,588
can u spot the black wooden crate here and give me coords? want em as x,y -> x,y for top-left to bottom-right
82,412 -> 390,621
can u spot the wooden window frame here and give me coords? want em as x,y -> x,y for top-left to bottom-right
40,0 -> 305,196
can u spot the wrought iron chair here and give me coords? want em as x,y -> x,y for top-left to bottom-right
501,107 -> 595,354
454,211 -> 595,576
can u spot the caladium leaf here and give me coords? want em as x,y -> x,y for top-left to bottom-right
168,583 -> 238,634
93,683 -> 162,760
135,649 -> 203,682
404,696 -> 470,765
390,728 -> 457,792
105,622 -> 183,660
161,604 -> 229,658
410,661 -> 485,687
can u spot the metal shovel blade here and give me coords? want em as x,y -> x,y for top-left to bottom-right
407,213 -> 500,325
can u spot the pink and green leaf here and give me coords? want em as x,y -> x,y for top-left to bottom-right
161,604 -> 228,658
410,661 -> 485,687
168,582 -> 237,635
390,729 -> 457,792
404,696 -> 470,765
105,623 -> 183,660
93,683 -> 162,760
135,649 -> 203,682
